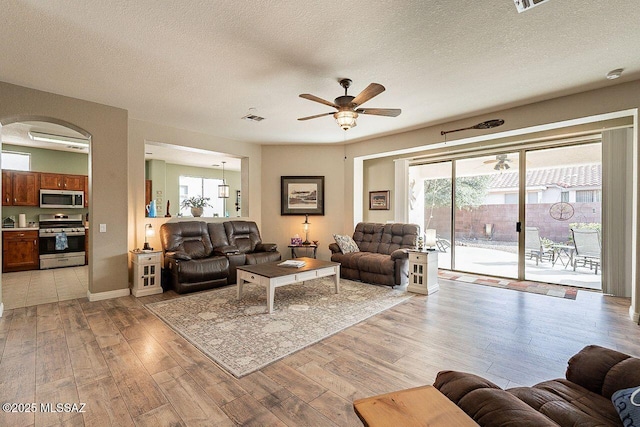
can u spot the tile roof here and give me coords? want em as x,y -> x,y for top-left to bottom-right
489,164 -> 601,189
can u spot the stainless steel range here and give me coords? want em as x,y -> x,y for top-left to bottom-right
39,213 -> 86,269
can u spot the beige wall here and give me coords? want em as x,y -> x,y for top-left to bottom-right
363,157 -> 395,223
0,81 -> 129,297
261,145 -> 345,261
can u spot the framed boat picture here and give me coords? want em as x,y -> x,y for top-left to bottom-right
281,176 -> 325,215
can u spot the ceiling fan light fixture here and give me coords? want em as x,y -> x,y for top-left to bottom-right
334,110 -> 358,131
494,162 -> 511,171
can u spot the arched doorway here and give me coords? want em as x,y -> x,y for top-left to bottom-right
1,116 -> 91,311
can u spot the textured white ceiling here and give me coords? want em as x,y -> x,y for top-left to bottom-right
1,1 -> 640,145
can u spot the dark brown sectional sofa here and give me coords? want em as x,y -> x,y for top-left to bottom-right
160,220 -> 280,294
329,222 -> 419,287
434,345 -> 640,426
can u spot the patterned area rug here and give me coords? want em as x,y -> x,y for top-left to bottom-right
145,277 -> 412,378
438,271 -> 579,300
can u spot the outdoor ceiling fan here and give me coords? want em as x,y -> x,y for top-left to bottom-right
298,79 -> 401,131
484,154 -> 512,171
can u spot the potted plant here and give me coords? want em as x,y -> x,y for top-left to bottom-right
181,196 -> 210,217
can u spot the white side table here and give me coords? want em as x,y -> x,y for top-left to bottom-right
130,250 -> 163,297
407,250 -> 439,295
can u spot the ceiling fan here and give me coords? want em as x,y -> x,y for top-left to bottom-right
484,154 -> 512,171
298,79 -> 401,131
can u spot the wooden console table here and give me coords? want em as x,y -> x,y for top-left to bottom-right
353,385 -> 478,427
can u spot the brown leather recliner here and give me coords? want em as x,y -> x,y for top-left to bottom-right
434,345 -> 640,426
160,220 -> 280,294
160,221 -> 229,294
329,222 -> 419,287
208,221 -> 281,284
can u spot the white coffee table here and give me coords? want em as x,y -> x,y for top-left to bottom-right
236,257 -> 340,313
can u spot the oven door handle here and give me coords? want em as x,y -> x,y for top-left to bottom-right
39,232 -> 86,237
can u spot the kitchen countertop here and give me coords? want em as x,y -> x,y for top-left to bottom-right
2,227 -> 39,231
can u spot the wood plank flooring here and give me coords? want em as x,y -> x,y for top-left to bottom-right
0,279 -> 639,426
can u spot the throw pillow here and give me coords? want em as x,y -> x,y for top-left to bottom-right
333,234 -> 360,254
611,386 -> 640,426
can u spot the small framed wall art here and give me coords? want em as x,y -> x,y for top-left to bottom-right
369,190 -> 390,210
281,176 -> 325,215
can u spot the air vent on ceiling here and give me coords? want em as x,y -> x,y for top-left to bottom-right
241,114 -> 265,122
514,0 -> 551,13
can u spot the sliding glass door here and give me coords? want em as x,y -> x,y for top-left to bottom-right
453,153 -> 520,278
408,141 -> 602,288
524,143 -> 602,289
409,153 -> 520,277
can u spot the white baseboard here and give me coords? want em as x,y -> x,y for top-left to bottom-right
0,302 -> 4,318
87,287 -> 130,302
629,305 -> 639,323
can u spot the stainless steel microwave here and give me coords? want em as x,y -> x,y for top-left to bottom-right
40,190 -> 85,209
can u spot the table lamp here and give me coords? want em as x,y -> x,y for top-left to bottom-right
425,229 -> 437,251
302,214 -> 311,245
143,223 -> 155,250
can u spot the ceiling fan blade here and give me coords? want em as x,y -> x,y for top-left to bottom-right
297,112 -> 334,121
355,108 -> 401,117
299,94 -> 338,108
352,83 -> 385,106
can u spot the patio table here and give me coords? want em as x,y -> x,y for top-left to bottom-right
551,244 -> 575,269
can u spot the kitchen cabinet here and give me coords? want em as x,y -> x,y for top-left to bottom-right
2,170 -> 40,206
11,171 -> 40,206
2,171 -> 11,206
40,173 -> 63,189
40,173 -> 85,191
64,174 -> 85,191
3,230 -> 39,272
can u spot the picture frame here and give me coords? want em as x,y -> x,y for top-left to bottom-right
281,176 -> 325,215
369,190 -> 390,210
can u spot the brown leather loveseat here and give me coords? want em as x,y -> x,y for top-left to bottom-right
329,222 -> 419,287
160,220 -> 280,294
434,345 -> 640,426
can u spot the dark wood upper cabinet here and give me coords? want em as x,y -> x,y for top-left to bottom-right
11,171 -> 39,206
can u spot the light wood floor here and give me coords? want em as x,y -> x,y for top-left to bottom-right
1,279 -> 638,426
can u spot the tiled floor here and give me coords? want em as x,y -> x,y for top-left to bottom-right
1,265 -> 88,309
438,270 -> 582,299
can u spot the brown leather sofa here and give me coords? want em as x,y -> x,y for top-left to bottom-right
434,345 -> 640,426
329,222 -> 419,287
160,220 -> 280,294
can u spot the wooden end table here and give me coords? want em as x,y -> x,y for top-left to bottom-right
288,244 -> 318,259
353,385 -> 478,427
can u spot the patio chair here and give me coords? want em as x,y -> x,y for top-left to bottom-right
436,236 -> 451,252
571,228 -> 601,274
525,226 -> 552,266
